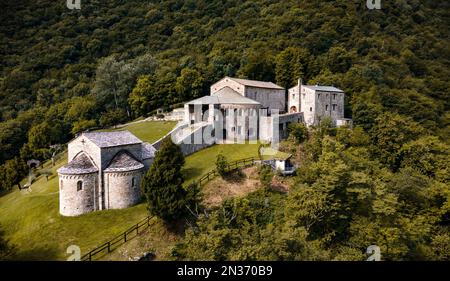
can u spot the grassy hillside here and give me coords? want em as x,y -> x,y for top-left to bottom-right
101,120 -> 177,144
0,121 -> 259,260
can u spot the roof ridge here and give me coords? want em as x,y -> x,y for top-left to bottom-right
57,151 -> 99,175
104,150 -> 144,172
81,130 -> 142,148
226,77 -> 283,89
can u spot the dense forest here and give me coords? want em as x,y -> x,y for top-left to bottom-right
173,122 -> 449,261
0,0 -> 449,260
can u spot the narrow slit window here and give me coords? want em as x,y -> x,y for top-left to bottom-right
77,180 -> 83,191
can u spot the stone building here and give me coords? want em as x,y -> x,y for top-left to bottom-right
57,131 -> 156,216
288,79 -> 352,126
210,77 -> 286,112
183,76 -> 352,144
184,77 -> 302,143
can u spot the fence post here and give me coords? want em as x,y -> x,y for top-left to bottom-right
124,232 -> 127,242
89,252 -> 92,261
107,241 -> 111,253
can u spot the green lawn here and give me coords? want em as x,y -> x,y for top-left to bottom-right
183,143 -> 260,183
0,119 -> 260,260
0,154 -> 150,260
101,120 -> 177,143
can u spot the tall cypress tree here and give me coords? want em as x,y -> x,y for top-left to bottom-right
141,137 -> 187,222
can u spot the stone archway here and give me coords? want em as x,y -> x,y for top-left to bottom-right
290,106 -> 297,113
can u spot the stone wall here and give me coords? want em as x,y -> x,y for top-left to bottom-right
210,78 -> 285,112
300,86 -> 345,126
245,86 -> 285,112
314,90 -> 345,124
105,170 -> 143,209
258,113 -> 303,143
277,112 -> 304,139
68,137 -> 101,168
59,172 -> 98,216
210,78 -> 245,95
177,123 -> 214,155
288,86 -> 300,113
300,87 -> 316,126
259,116 -> 273,143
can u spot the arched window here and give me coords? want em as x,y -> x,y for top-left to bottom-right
60,180 -> 63,190
131,177 -> 136,188
77,180 -> 83,191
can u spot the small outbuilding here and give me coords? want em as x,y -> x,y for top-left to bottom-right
260,147 -> 296,176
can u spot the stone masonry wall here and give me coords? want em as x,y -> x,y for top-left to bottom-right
105,170 -> 143,209
245,86 -> 285,112
59,172 -> 98,216
210,78 -> 245,95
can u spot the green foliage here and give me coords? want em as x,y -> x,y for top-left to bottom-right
288,122 -> 308,143
175,68 -> 205,100
215,153 -> 228,178
128,75 -> 158,117
325,46 -> 353,73
0,0 -> 448,170
275,47 -> 310,88
141,138 -> 189,222
317,117 -> 336,137
370,112 -> 425,170
236,47 -> 275,82
0,0 -> 448,261
178,123 -> 449,261
71,119 -> 97,135
0,157 -> 28,191
399,136 -> 449,181
336,126 -> 371,148
259,165 -> 273,190
99,109 -> 128,128
92,54 -> 158,113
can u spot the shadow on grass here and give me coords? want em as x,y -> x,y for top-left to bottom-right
0,188 -> 14,198
223,169 -> 246,184
182,166 -> 203,182
9,246 -> 60,261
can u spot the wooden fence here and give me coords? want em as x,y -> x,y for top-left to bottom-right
81,216 -> 154,261
194,156 -> 259,187
80,156 -> 260,261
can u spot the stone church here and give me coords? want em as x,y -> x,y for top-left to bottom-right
57,131 -> 156,216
